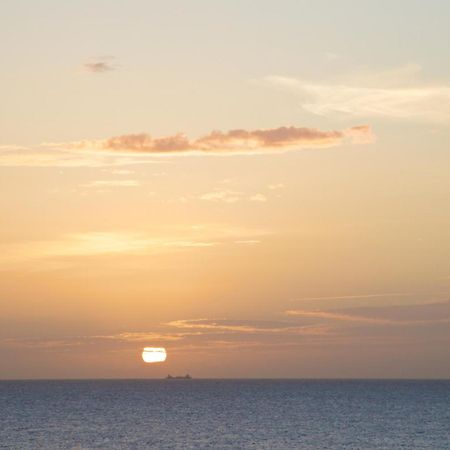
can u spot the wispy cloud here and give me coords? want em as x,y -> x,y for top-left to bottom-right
263,66 -> 450,123
267,183 -> 285,190
83,57 -> 116,73
200,190 -> 243,203
199,189 -> 267,204
81,180 -> 140,188
291,292 -> 412,301
3,303 -> 448,357
248,194 -> 267,203
285,303 -> 450,326
1,319 -> 330,353
0,147 -> 165,168
106,169 -> 135,175
286,310 -> 404,325
165,318 -> 328,336
0,232 -> 215,268
46,124 -> 373,155
0,225 -> 269,269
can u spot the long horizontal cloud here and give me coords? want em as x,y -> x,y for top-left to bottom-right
165,318 -> 325,335
0,146 -> 166,168
47,124 -> 373,155
3,303 -> 449,360
286,303 -> 450,326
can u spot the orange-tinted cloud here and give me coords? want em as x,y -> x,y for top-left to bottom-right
50,124 -> 373,155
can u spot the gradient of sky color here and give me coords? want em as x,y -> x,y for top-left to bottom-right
1,0 -> 450,379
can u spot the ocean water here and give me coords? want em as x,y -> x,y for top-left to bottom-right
0,380 -> 449,449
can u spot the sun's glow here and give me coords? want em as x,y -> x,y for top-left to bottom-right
142,347 -> 167,363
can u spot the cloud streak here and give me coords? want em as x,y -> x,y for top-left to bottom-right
81,180 -> 141,188
264,67 -> 450,123
291,292 -> 412,301
199,189 -> 267,204
0,225 -> 269,269
3,303 -> 448,360
285,307 -> 450,326
0,147 -> 165,168
165,318 -> 311,334
48,124 -> 373,155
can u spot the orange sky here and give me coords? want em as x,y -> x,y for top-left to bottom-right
1,0 -> 450,379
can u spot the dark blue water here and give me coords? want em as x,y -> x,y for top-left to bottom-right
0,380 -> 449,449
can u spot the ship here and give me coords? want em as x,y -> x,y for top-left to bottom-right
166,374 -> 192,379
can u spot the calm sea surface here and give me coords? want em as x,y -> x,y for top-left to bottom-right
0,380 -> 449,449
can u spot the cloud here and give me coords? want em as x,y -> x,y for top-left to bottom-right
291,292 -> 412,301
47,124 -> 373,155
1,124 -> 372,168
0,232 -> 215,268
106,169 -> 135,175
286,310 -> 405,325
200,189 -> 243,203
199,189 -> 267,204
285,302 -> 450,326
248,193 -> 267,203
83,57 -> 116,73
1,318 -> 330,354
0,225 -> 269,269
264,66 -> 450,123
268,183 -> 285,190
0,146 -> 165,168
165,318 -> 329,337
81,180 -> 141,188
98,332 -> 188,342
3,303 -> 448,359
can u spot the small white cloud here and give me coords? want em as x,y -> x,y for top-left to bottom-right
107,169 -> 135,175
200,190 -> 243,203
268,183 -> 285,190
200,190 -> 267,204
324,52 -> 340,61
248,194 -> 267,203
81,180 -> 140,188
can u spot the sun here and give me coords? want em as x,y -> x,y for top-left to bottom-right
142,347 -> 167,363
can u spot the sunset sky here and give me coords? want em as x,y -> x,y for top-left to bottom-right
1,0 -> 450,379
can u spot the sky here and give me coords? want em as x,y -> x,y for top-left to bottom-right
1,0 -> 450,379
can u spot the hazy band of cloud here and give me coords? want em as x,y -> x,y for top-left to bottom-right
3,303 -> 448,357
81,180 -> 141,188
0,147 -> 166,168
45,124 -> 373,155
0,226 -> 269,269
263,66 -> 450,123
285,309 -> 450,326
291,292 -> 412,301
199,189 -> 267,204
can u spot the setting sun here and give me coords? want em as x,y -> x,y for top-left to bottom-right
142,347 -> 167,363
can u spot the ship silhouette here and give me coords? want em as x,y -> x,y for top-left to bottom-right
166,374 -> 192,379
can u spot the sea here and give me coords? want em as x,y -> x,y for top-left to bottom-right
0,379 -> 449,449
